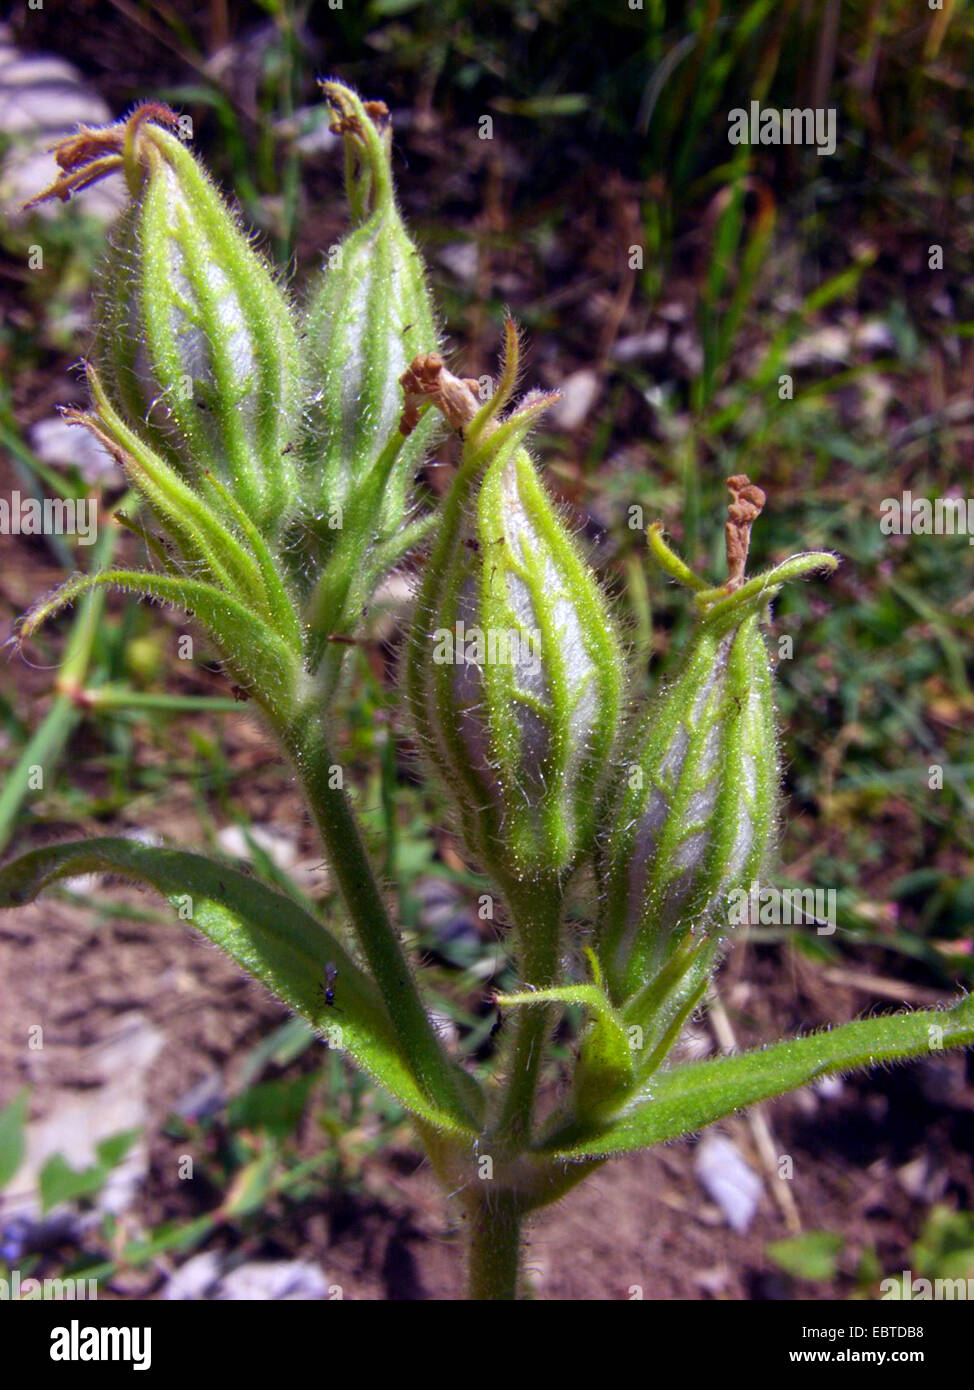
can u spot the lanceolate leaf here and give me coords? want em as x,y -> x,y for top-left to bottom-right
495,977 -> 634,1124
19,570 -> 299,722
82,368 -> 270,610
0,839 -> 475,1138
540,995 -> 974,1159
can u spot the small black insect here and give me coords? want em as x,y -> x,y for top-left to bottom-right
319,962 -> 342,1011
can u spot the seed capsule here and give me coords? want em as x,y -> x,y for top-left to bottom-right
406,340 -> 624,884
83,108 -> 302,538
596,481 -> 838,1004
598,601 -> 777,1002
301,84 -> 439,549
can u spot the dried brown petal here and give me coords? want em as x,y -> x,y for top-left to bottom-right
725,473 -> 766,587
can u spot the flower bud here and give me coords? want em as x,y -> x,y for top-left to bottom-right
301,84 -> 439,546
598,602 -> 777,1002
596,480 -> 838,1004
406,338 -> 624,884
28,105 -> 303,539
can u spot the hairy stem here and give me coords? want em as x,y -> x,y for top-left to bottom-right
492,878 -> 563,1149
284,707 -> 472,1125
465,1187 -> 523,1301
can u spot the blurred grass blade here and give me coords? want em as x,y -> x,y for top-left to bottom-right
0,693 -> 80,856
83,688 -> 244,714
0,1088 -> 30,1190
0,503 -> 126,853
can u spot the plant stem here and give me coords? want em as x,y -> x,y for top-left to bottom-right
464,878 -> 564,1300
492,877 -> 562,1148
285,708 -> 472,1126
466,1187 -> 523,1301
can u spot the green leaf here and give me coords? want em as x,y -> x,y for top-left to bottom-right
95,1129 -> 139,1169
541,995 -> 974,1158
911,1205 -> 974,1282
221,1147 -> 279,1219
18,570 -> 298,723
0,838 -> 475,1139
491,94 -> 590,118
496,969 -> 634,1124
767,1231 -> 845,1282
228,1074 -> 317,1139
237,1016 -> 315,1091
40,1153 -> 109,1212
0,1088 -> 29,1190
39,1128 -> 138,1212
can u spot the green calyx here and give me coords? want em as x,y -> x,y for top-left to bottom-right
27,362 -> 304,729
83,108 -> 302,540
300,82 -> 440,631
597,483 -> 838,1005
599,603 -> 777,1002
406,324 -> 625,884
621,930 -> 718,1084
